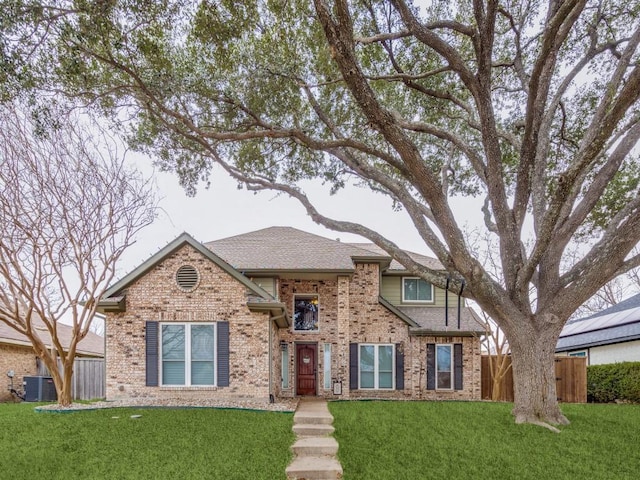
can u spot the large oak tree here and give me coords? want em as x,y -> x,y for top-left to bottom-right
3,0 -> 640,426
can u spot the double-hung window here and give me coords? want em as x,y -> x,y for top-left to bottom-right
161,323 -> 216,386
402,277 -> 434,303
359,344 -> 394,389
436,344 -> 453,389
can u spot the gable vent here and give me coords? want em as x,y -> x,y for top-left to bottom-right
176,265 -> 199,291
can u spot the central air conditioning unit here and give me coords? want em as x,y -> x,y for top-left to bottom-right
23,376 -> 58,402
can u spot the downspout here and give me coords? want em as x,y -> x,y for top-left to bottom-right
457,280 -> 465,330
445,276 -> 450,328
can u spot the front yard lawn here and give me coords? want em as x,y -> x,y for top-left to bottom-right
329,401 -> 640,480
0,403 -> 294,479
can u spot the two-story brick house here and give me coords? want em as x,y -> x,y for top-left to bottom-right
99,227 -> 483,403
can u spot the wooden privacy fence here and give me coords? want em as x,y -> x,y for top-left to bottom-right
38,358 -> 105,401
481,356 -> 587,403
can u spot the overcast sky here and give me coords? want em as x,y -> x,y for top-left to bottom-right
115,155 -> 479,282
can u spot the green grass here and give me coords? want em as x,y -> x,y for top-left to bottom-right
329,401 -> 640,480
0,403 -> 294,479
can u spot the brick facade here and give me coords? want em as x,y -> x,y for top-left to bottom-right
106,243 -> 482,403
0,344 -> 37,401
106,244 -> 272,402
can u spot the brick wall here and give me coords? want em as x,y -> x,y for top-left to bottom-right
106,246 -> 482,404
105,244 -> 271,402
278,263 -> 482,401
0,343 -> 37,401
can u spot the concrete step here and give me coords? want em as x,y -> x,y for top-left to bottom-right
294,409 -> 334,425
292,423 -> 335,437
286,455 -> 343,480
291,436 -> 339,456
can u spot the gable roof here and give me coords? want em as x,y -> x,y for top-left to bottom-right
100,232 -> 274,306
205,226 -> 387,272
204,226 -> 443,273
557,293 -> 640,352
0,319 -> 104,357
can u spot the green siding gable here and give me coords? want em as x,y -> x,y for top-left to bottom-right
251,277 -> 277,299
380,276 -> 461,307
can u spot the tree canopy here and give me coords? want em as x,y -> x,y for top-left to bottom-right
2,0 -> 640,425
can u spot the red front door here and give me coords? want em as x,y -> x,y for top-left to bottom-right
296,344 -> 317,396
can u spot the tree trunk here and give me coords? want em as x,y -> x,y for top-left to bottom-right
41,352 -> 73,406
509,328 -> 569,428
58,361 -> 74,407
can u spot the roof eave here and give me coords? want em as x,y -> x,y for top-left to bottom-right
409,328 -> 481,337
97,297 -> 126,314
246,302 -> 291,328
234,268 -> 355,275
556,334 -> 640,352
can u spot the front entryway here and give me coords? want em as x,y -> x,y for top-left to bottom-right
296,343 -> 317,396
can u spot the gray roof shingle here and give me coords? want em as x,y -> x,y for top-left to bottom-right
557,293 -> 640,351
205,227 -> 442,272
0,318 -> 104,357
398,306 -> 484,333
206,227 -> 388,271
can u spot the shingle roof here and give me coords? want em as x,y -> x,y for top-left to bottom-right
205,227 -> 442,272
557,292 -> 640,351
566,293 -> 640,324
398,306 -> 484,334
206,227 -> 383,271
0,318 -> 104,357
346,243 -> 443,271
556,323 -> 640,351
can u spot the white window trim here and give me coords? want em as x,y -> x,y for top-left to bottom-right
435,343 -> 453,390
323,343 -> 332,390
402,277 -> 435,304
159,322 -> 217,387
359,343 -> 395,390
292,293 -> 320,333
281,343 -> 290,389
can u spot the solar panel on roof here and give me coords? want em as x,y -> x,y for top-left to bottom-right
561,306 -> 640,337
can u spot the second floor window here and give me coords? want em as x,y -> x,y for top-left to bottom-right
402,277 -> 434,303
294,295 -> 319,331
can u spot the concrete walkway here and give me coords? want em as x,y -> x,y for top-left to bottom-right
286,399 -> 343,480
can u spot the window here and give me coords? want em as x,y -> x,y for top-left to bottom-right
402,277 -> 434,303
569,351 -> 587,358
324,343 -> 332,389
161,323 -> 215,386
294,295 -> 319,331
281,343 -> 290,389
436,344 -> 452,389
359,344 -> 394,389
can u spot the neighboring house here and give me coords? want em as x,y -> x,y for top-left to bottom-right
0,319 -> 104,400
556,293 -> 640,365
99,227 -> 484,403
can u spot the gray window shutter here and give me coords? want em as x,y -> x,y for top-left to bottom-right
454,343 -> 463,390
395,343 -> 404,390
349,343 -> 358,390
217,321 -> 230,387
145,321 -> 159,387
426,343 -> 436,390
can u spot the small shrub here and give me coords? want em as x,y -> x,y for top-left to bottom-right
587,362 -> 640,403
